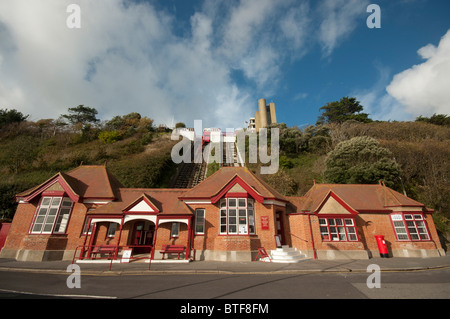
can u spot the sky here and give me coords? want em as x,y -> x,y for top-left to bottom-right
0,0 -> 449,130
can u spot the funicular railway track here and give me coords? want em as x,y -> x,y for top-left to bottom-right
170,140 -> 208,188
170,133 -> 238,188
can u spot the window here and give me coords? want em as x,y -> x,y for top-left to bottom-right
195,209 -> 205,234
107,223 -> 117,238
220,198 -> 255,235
171,223 -> 180,238
31,197 -> 73,234
82,217 -> 93,235
391,213 -> 430,241
319,217 -> 358,241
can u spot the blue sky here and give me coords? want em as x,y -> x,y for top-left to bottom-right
0,0 -> 449,130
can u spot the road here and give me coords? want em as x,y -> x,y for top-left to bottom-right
1,268 -> 449,299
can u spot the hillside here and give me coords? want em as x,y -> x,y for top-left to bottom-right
250,120 -> 450,241
0,113 -> 448,245
0,117 -> 178,221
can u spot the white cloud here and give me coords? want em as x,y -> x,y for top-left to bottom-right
353,64 -> 412,121
0,0 -> 253,128
279,2 -> 311,58
0,0 -> 372,129
318,0 -> 369,57
386,29 -> 450,117
354,29 -> 450,121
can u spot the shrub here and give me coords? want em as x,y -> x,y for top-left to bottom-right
324,136 -> 400,187
98,131 -> 122,144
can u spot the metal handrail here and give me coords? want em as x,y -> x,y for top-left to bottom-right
288,232 -> 309,242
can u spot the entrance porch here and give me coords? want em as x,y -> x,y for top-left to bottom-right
74,214 -> 193,263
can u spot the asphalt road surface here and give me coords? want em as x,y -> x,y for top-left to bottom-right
1,268 -> 448,317
0,268 -> 449,300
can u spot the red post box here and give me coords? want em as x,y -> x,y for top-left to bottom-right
375,235 -> 389,258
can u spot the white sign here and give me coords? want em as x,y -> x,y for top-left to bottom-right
275,235 -> 282,248
121,249 -> 132,263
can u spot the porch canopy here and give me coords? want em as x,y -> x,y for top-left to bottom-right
83,188 -> 193,259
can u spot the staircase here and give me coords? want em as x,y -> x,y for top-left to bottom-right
267,246 -> 311,263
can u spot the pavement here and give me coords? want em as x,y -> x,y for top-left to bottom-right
0,253 -> 449,276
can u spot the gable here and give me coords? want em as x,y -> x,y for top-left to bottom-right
45,182 -> 64,192
128,200 -> 155,213
317,196 -> 353,215
17,174 -> 80,203
228,183 -> 247,194
179,167 -> 286,202
122,194 -> 160,213
315,191 -> 358,215
211,176 -> 264,204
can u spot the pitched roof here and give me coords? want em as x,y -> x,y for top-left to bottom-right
296,183 -> 425,213
180,167 -> 286,202
88,188 -> 192,216
286,196 -> 307,214
65,165 -> 122,199
16,165 -> 123,201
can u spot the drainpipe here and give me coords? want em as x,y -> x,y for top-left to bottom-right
151,218 -> 159,260
114,216 -> 124,260
80,216 -> 91,260
186,217 -> 192,260
87,221 -> 97,259
308,212 -> 317,259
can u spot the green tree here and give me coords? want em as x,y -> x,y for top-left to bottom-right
98,130 -> 122,144
105,112 -> 154,137
0,108 -> 28,129
0,136 -> 40,173
415,114 -> 450,126
324,136 -> 400,187
61,105 -> 99,126
317,97 -> 372,124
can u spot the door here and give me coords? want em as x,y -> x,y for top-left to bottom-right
132,221 -> 154,254
275,212 -> 286,246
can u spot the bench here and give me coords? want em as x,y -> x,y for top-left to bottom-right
91,245 -> 116,259
160,245 -> 185,260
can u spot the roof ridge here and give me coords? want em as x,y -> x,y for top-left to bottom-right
118,187 -> 187,192
243,168 -> 284,199
100,166 -> 116,199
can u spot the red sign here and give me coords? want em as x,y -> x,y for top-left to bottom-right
261,216 -> 269,230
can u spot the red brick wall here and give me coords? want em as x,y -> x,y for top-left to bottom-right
357,212 -> 442,253
4,200 -> 97,253
2,201 -> 38,251
189,200 -> 279,252
154,222 -> 189,250
5,195 -> 442,260
287,211 -> 442,257
286,213 -> 314,252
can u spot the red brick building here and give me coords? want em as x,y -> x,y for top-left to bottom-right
0,165 -> 444,262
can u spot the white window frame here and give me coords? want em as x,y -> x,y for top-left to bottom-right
31,197 -> 73,234
171,222 -> 180,238
82,216 -> 93,235
318,217 -> 358,242
107,223 -> 117,238
195,209 -> 205,235
219,198 -> 255,235
391,213 -> 430,241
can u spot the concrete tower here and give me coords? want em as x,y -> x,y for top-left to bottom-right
253,98 -> 277,131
